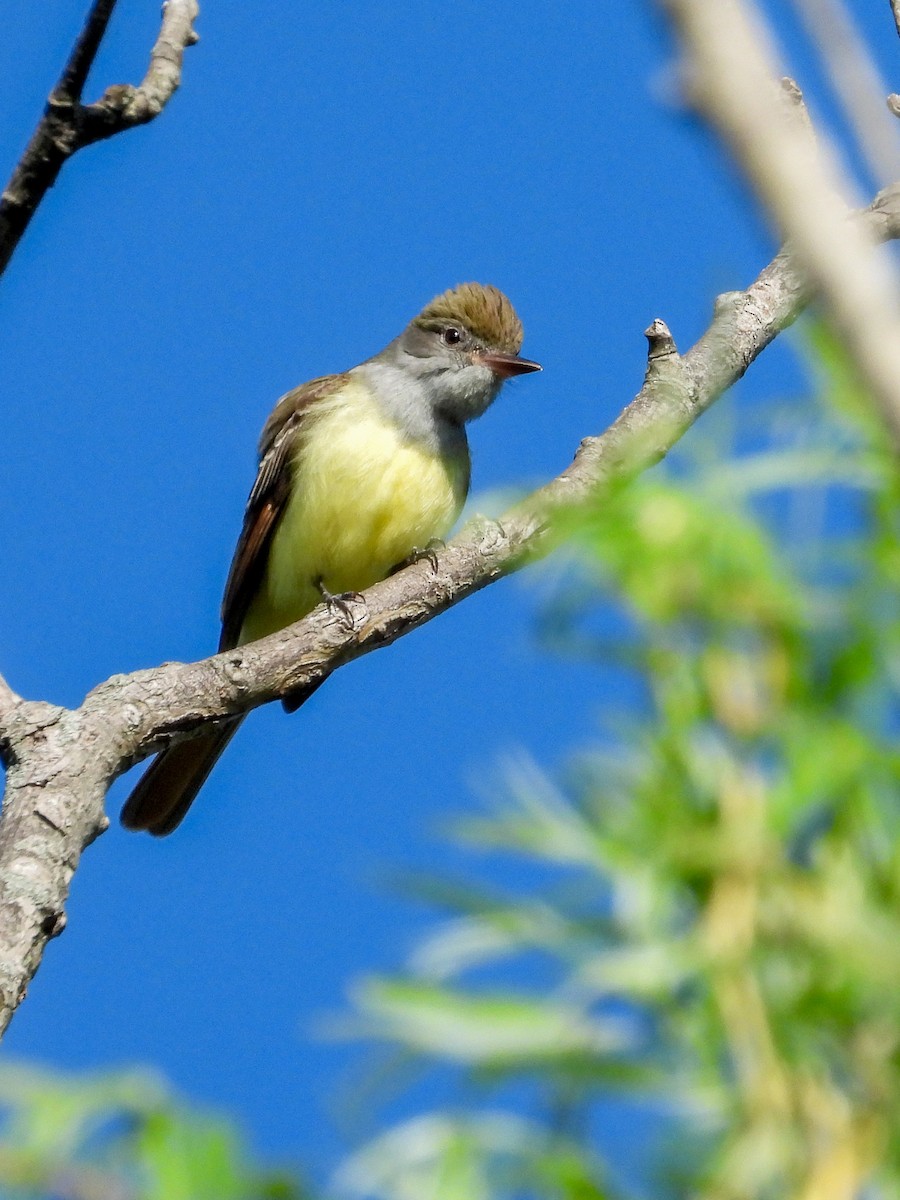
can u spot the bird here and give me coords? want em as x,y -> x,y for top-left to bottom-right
120,282 -> 541,836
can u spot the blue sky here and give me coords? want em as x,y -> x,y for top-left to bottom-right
0,0 -> 894,1185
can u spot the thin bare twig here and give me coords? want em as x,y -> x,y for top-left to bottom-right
0,0 -> 199,278
661,0 -> 900,450
79,0 -> 200,141
55,0 -> 119,103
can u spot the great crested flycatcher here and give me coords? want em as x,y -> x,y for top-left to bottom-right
121,283 -> 541,836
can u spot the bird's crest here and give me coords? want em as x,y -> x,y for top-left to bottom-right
414,283 -> 524,355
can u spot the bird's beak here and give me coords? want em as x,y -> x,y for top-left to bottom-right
474,350 -> 543,378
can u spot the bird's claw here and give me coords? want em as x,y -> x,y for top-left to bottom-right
315,578 -> 367,630
390,538 -> 445,576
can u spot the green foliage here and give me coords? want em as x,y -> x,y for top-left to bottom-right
0,1061 -> 308,1200
341,323 -> 900,1199
348,978 -> 636,1066
335,1113 -> 609,1200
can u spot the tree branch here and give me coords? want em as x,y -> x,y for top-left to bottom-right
660,0 -> 900,449
55,0 -> 119,104
889,1 -> 900,117
791,0 -> 900,186
78,0 -> 201,143
0,675 -> 20,727
0,184 -> 899,1036
0,0 -> 199,278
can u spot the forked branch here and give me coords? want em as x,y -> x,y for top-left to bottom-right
0,0 -> 199,278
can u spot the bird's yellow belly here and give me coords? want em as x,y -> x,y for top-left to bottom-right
240,387 -> 464,643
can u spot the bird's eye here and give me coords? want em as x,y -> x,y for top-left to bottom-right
442,327 -> 462,346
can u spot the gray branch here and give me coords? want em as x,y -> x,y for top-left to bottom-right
660,0 -> 900,449
0,676 -> 20,724
79,0 -> 200,141
890,0 -> 900,116
1,184 -> 899,1036
791,0 -> 900,184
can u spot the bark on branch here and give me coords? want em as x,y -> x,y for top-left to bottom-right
0,677 -> 20,726
1,184 -> 900,1037
0,0 -> 199,278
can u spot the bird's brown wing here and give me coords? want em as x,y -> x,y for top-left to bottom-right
121,372 -> 349,837
218,373 -> 347,651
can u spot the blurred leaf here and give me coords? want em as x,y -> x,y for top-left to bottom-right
347,979 -> 637,1068
334,1112 -> 610,1200
0,1061 -> 309,1200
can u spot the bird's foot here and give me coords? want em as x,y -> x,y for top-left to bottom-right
389,538 -> 446,576
315,577 -> 367,630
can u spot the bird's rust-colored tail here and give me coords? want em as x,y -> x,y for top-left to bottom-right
120,720 -> 243,837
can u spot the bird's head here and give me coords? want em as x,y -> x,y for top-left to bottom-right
392,282 -> 541,423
